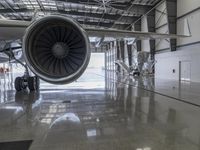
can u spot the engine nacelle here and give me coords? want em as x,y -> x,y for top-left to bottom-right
23,15 -> 90,84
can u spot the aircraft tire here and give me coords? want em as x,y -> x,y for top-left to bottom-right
15,77 -> 24,91
28,76 -> 39,91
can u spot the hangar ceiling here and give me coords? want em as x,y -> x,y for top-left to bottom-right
0,0 -> 161,29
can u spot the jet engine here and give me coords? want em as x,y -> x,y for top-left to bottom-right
23,15 -> 90,84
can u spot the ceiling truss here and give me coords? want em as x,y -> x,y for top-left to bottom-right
0,0 -> 162,29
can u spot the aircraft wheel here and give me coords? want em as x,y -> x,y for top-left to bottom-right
15,77 -> 25,91
35,76 -> 40,90
133,72 -> 140,76
28,76 -> 40,91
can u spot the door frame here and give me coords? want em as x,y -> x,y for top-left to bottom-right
179,60 -> 191,82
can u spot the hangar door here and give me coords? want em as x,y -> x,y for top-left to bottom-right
179,61 -> 191,81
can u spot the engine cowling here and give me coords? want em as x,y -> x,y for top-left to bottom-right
23,15 -> 90,84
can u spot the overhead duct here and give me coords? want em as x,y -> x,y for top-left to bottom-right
23,15 -> 90,84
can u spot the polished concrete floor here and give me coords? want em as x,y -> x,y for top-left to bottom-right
0,69 -> 200,150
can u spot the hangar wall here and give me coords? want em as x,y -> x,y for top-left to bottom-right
154,0 -> 200,82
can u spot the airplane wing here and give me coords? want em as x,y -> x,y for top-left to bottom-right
0,19 -> 29,40
0,19 -> 29,28
0,18 -> 189,41
85,28 -> 188,40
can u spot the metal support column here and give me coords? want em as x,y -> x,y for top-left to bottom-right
111,41 -> 114,72
108,44 -> 111,71
105,46 -> 108,71
105,45 -> 108,90
127,44 -> 133,67
134,20 -> 142,52
166,0 -> 177,51
113,41 -> 117,72
147,10 -> 156,60
120,40 -> 125,74
116,40 -> 121,73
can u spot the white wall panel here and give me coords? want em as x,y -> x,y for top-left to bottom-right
177,0 -> 200,17
155,1 -> 167,27
155,1 -> 170,51
156,25 -> 170,50
155,44 -> 200,82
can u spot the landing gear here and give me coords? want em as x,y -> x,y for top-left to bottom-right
14,76 -> 40,91
133,72 -> 140,76
1,42 -> 40,92
14,60 -> 40,91
132,68 -> 140,77
15,77 -> 26,91
28,76 -> 40,91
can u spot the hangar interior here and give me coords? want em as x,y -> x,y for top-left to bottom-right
0,0 -> 200,150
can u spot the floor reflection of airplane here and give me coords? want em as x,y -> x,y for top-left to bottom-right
0,15 -> 188,92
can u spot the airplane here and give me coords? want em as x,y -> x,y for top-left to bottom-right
115,51 -> 156,76
0,15 -> 189,91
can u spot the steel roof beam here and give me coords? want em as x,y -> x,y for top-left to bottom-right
0,8 -> 139,24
